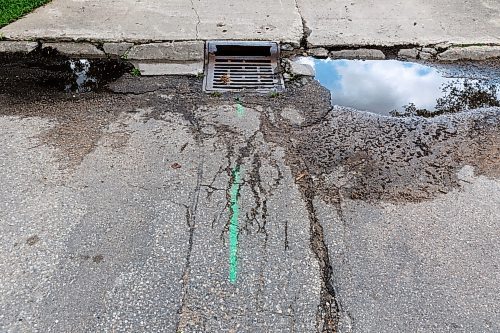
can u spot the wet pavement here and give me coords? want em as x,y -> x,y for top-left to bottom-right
0,56 -> 499,332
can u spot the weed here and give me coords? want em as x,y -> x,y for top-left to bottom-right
131,68 -> 141,77
268,91 -> 280,98
196,71 -> 205,78
210,91 -> 222,97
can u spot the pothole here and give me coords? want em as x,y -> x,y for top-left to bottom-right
66,59 -> 97,93
296,58 -> 500,117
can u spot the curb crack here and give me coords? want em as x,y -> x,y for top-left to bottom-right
190,0 -> 201,40
293,0 -> 311,48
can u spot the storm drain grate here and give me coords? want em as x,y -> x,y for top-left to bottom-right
203,41 -> 284,93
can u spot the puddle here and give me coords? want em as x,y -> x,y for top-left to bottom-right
64,58 -> 132,93
298,58 -> 500,117
0,52 -> 132,95
66,59 -> 98,93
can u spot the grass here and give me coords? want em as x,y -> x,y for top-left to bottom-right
268,91 -> 280,98
0,0 -> 52,27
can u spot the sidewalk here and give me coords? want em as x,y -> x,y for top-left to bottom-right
0,0 -> 499,62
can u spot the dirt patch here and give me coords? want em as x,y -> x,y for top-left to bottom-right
0,54 -> 138,168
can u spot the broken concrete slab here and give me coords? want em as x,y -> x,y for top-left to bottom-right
421,47 -> 438,55
43,42 -> 104,58
437,46 -> 500,61
0,41 -> 38,53
103,42 -> 134,58
419,51 -> 434,60
398,47 -> 436,60
329,48 -> 385,60
397,48 -> 419,59
308,47 -> 329,58
296,0 -> 500,47
127,42 -> 204,61
288,60 -> 315,77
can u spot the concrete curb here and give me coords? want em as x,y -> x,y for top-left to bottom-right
132,62 -> 204,76
1,39 -> 499,76
0,41 -> 38,53
43,42 -> 104,58
437,46 -> 500,61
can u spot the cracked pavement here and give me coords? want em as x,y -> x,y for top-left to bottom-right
1,60 -> 500,332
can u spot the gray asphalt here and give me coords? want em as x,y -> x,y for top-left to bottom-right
0,61 -> 499,332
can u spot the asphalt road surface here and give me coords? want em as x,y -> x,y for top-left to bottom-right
0,60 -> 499,332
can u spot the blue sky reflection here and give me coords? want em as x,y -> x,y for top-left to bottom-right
299,58 -> 453,116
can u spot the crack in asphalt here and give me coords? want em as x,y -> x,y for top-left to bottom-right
2,61 -> 499,331
176,158 -> 204,332
303,178 -> 340,333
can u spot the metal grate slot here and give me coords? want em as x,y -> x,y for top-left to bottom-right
203,41 -> 284,93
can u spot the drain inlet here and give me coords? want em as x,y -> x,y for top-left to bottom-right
203,41 -> 284,93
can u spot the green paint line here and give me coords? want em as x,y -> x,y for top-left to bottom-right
229,166 -> 242,284
236,103 -> 245,117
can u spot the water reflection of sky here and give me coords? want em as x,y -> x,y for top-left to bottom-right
299,58 -> 454,115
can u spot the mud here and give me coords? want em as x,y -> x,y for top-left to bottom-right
0,53 -> 137,168
0,49 -> 131,95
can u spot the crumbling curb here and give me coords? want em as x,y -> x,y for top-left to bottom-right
43,42 -> 104,58
102,42 -> 134,58
437,46 -> 500,61
0,41 -> 37,53
1,39 -> 499,78
329,48 -> 386,60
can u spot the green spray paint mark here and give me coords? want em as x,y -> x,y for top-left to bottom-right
229,166 -> 242,283
236,103 -> 245,117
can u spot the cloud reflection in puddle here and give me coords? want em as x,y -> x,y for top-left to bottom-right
300,58 -> 457,116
